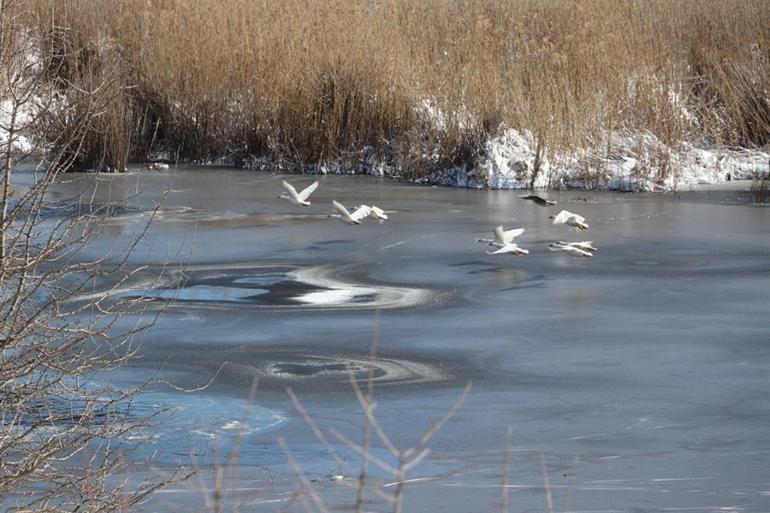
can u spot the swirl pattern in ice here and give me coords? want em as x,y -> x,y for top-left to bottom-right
72,262 -> 445,311
220,352 -> 451,389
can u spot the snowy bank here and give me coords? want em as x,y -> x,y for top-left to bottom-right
419,128 -> 769,191
412,98 -> 769,191
0,99 -> 36,155
1,34 -> 49,159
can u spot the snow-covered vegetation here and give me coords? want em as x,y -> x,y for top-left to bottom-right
421,127 -> 770,191
14,0 -> 770,189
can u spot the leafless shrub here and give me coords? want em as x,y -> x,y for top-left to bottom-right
1,2 -> 179,509
281,382 -> 470,513
31,8 -> 134,173
181,313 -> 474,513
280,313 -> 471,513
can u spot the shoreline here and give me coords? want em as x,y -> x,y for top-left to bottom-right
132,130 -> 769,193
127,158 -> 769,196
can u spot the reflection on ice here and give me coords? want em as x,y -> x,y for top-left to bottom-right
289,265 -> 434,309
135,284 -> 269,302
73,263 -> 444,311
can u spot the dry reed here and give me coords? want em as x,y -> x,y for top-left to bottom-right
750,162 -> 770,203
20,0 -> 770,175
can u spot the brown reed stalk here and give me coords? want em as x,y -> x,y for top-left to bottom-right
16,0 -> 770,179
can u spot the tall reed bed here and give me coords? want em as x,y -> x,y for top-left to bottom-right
22,0 -> 770,174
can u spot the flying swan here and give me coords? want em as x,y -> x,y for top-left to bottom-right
478,225 -> 525,248
279,180 -> 319,207
329,200 -> 370,225
549,210 -> 589,231
556,241 -> 597,252
548,242 -> 593,257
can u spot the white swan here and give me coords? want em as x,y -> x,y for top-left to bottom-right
556,241 -> 597,252
478,225 -> 525,248
487,243 -> 529,256
549,242 -> 593,257
279,180 -> 319,207
329,200 -> 369,225
549,210 -> 588,231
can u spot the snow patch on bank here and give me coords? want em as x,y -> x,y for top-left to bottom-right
421,128 -> 769,191
1,33 -> 54,158
0,99 -> 36,154
417,98 -> 475,132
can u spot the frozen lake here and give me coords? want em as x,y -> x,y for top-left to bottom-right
36,167 -> 770,512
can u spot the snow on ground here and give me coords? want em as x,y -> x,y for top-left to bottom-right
414,98 -> 768,191
421,128 -> 769,191
417,98 -> 475,132
0,99 -> 36,155
1,34 -> 45,157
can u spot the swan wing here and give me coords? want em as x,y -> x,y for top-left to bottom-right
551,210 -> 574,225
576,242 -> 597,251
550,243 -> 591,256
493,225 -> 523,244
487,243 -> 523,255
557,240 -> 594,249
487,245 -> 515,255
350,205 -> 372,222
298,181 -> 319,200
282,180 -> 302,202
494,225 -> 506,244
503,227 -> 524,242
332,200 -> 353,219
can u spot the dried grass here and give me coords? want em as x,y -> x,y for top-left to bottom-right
21,0 -> 770,174
750,162 -> 770,203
